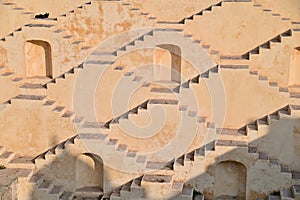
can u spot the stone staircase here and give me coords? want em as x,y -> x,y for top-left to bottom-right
220,64 -> 300,101
2,91 -> 78,124
29,174 -> 65,200
238,104 -> 300,136
156,0 -> 257,26
0,145 -> 34,169
86,27 -> 216,75
0,68 -> 86,123
265,185 -> 300,200
0,0 -> 90,41
110,176 -> 196,199
28,173 -> 104,200
0,167 -> 33,198
221,27 -> 300,61
0,1 -> 34,38
0,145 -> 35,200
0,65 -> 24,83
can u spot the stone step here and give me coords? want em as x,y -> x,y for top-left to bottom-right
54,143 -> 65,155
49,185 -> 64,197
156,21 -> 185,30
42,100 -> 58,109
38,180 -> 53,191
44,149 -> 56,160
88,52 -> 116,61
0,146 -> 5,155
23,76 -> 51,85
149,87 -> 178,100
142,174 -> 173,184
290,92 -> 300,99
19,83 -> 47,95
0,151 -> 15,165
60,191 -> 74,200
12,95 -> 47,104
0,66 -> 8,74
268,195 -> 280,200
181,183 -> 193,197
148,99 -> 178,105
289,85 -> 300,93
292,185 -> 300,199
145,161 -> 171,170
110,191 -> 121,199
281,164 -> 291,173
29,173 -> 44,185
113,65 -> 126,71
0,71 -> 14,78
215,140 -> 248,147
280,188 -> 294,200
74,186 -> 103,198
292,171 -> 300,180
172,180 -> 184,191
62,111 -> 75,120
24,23 -> 54,28
7,155 -> 34,169
52,106 -> 67,115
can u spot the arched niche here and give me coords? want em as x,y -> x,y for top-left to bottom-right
75,153 -> 104,191
289,47 -> 300,86
25,40 -> 53,78
153,44 -> 181,83
215,160 -> 247,200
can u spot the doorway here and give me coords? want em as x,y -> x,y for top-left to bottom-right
25,40 -> 53,78
75,153 -> 104,191
153,44 -> 181,83
215,161 -> 247,200
289,47 -> 300,87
